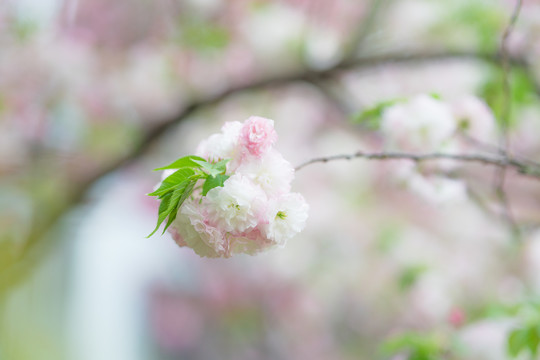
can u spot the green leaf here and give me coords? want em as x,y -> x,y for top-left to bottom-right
526,326 -> 540,356
147,155 -> 231,238
192,159 -> 214,171
147,192 -> 173,238
147,176 -> 199,238
398,264 -> 428,291
213,159 -> 230,173
160,181 -> 190,234
509,329 -> 528,357
193,159 -> 230,177
428,2 -> 504,52
162,205 -> 178,234
161,179 -> 197,234
202,174 -> 229,196
179,18 -> 230,51
148,170 -> 203,237
178,179 -> 196,208
154,155 -> 206,171
382,332 -> 442,360
479,67 -> 537,129
375,224 -> 401,253
351,99 -> 405,130
148,168 -> 195,197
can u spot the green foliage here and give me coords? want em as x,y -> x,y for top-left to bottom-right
352,94 -> 445,130
452,3 -> 504,51
351,99 -> 404,130
202,174 -> 229,196
382,332 -> 446,360
11,18 -> 39,42
149,168 -> 195,196
150,191 -> 172,236
398,264 -> 428,291
193,158 -> 229,177
154,155 -> 206,171
479,67 -> 537,129
147,156 -> 230,237
178,18 -> 230,52
507,302 -> 540,358
508,327 -> 540,358
430,2 -> 505,52
147,172 -> 198,237
375,224 -> 401,253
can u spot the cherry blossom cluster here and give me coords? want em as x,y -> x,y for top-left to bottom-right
381,94 -> 496,152
379,94 -> 497,204
155,116 -> 309,258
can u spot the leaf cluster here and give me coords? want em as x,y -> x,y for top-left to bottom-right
147,155 -> 230,237
381,332 -> 447,360
508,302 -> 540,358
351,94 -> 441,130
351,99 -> 403,130
480,67 -> 537,129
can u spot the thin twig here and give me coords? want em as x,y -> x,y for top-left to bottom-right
494,0 -> 524,239
500,0 -> 523,128
294,150 -> 540,177
458,133 -> 540,168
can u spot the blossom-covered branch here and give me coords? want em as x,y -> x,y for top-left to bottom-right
2,49 -> 539,291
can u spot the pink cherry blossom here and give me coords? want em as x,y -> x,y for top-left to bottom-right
163,116 -> 308,257
239,116 -> 278,157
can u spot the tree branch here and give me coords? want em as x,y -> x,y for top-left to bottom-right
2,49 -> 539,292
500,0 -> 523,127
294,150 -> 540,178
458,133 -> 540,168
494,0 -> 524,239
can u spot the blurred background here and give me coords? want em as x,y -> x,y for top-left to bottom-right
1,0 -> 540,359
